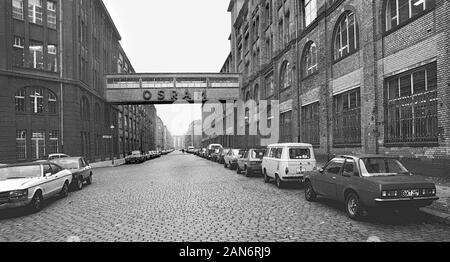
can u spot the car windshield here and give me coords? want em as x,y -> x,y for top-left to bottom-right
251,150 -> 265,159
359,158 -> 410,177
0,165 -> 42,181
131,151 -> 141,155
289,148 -> 311,160
52,159 -> 80,169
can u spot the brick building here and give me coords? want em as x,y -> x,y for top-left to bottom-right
0,0 -> 158,163
205,0 -> 450,177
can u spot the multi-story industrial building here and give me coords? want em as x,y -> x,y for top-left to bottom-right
0,0 -> 158,163
204,0 -> 450,177
185,120 -> 203,149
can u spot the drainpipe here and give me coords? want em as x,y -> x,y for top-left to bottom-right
59,0 -> 64,152
372,0 -> 380,155
325,2 -> 331,161
295,0 -> 301,143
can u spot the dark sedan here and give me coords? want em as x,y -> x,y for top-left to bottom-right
51,157 -> 93,191
304,155 -> 438,220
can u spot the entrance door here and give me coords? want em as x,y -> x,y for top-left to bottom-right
31,131 -> 46,160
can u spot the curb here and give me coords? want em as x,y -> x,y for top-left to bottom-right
420,207 -> 450,226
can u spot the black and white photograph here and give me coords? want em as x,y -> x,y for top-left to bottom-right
1,0 -> 450,249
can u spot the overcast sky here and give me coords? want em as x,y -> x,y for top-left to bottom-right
103,0 -> 231,136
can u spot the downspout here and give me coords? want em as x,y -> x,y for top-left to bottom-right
325,2 -> 331,161
372,0 -> 380,154
59,0 -> 64,152
295,0 -> 301,143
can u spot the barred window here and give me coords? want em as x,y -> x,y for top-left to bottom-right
333,88 -> 361,147
12,0 -> 24,20
28,0 -> 43,25
333,12 -> 359,61
13,36 -> 25,67
31,131 -> 45,160
385,62 -> 438,146
280,111 -> 292,143
16,130 -> 27,160
30,87 -> 44,113
29,40 -> 44,69
47,1 -> 57,29
49,130 -> 59,154
302,102 -> 320,146
385,0 -> 435,31
15,89 -> 26,112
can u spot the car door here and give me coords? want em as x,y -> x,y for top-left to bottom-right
334,159 -> 357,202
314,159 -> 344,198
238,151 -> 248,170
49,163 -> 68,192
42,164 -> 60,197
81,158 -> 92,180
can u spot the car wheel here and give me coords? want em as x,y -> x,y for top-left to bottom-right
75,178 -> 83,191
275,175 -> 284,189
229,162 -> 233,170
264,170 -> 270,183
28,192 -> 43,213
245,166 -> 251,177
305,180 -> 317,202
346,192 -> 362,220
86,174 -> 93,185
236,165 -> 241,174
60,182 -> 69,198
224,162 -> 228,168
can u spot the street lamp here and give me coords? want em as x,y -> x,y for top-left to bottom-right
110,125 -> 115,165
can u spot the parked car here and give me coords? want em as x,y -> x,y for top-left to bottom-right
304,155 -> 439,220
51,157 -> 93,191
211,148 -> 222,162
187,146 -> 195,154
47,153 -> 70,160
206,144 -> 222,160
217,148 -> 231,164
262,143 -> 317,188
223,149 -> 246,170
237,149 -> 266,177
199,148 -> 207,158
0,162 -> 72,212
125,151 -> 145,164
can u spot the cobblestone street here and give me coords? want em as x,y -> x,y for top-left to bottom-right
1,152 -> 450,242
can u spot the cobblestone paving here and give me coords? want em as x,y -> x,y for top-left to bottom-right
1,152 -> 450,242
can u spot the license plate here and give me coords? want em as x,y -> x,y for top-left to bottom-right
401,190 -> 420,197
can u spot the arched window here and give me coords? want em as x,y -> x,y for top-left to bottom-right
245,91 -> 251,101
30,87 -> 44,113
303,42 -> 318,77
81,96 -> 90,121
15,88 -> 26,112
333,11 -> 359,61
385,0 -> 434,31
280,61 -> 292,89
253,84 -> 259,101
94,103 -> 101,123
48,91 -> 57,114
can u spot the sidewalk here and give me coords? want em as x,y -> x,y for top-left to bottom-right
90,158 -> 125,169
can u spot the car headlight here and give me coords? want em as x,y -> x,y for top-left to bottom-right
382,190 -> 398,197
10,189 -> 28,199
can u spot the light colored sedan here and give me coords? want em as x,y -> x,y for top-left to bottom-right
0,162 -> 73,213
223,149 -> 246,170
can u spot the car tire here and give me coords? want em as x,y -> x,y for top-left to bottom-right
86,174 -> 93,185
224,162 -> 228,168
60,182 -> 69,198
229,162 -> 233,170
75,178 -> 83,191
236,165 -> 241,174
245,166 -> 251,177
275,175 -> 284,189
305,180 -> 317,202
28,192 -> 43,213
346,192 -> 362,220
264,170 -> 270,183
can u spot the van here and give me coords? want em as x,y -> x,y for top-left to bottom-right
262,143 -> 316,188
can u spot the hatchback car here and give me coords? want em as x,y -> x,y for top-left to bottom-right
237,149 -> 266,177
217,148 -> 231,164
262,143 -> 317,188
223,149 -> 246,170
51,157 -> 93,191
304,155 -> 439,220
0,162 -> 72,212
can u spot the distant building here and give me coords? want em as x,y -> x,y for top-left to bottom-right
185,120 -> 202,148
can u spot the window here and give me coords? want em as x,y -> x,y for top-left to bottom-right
16,130 -> 27,160
302,102 -> 320,146
284,12 -> 290,44
304,42 -> 318,77
385,0 -> 434,31
385,62 -> 438,146
15,89 -> 26,112
29,41 -> 44,69
304,0 -> 317,27
31,131 -> 45,160
280,61 -> 292,89
47,44 -> 57,72
342,160 -> 356,176
254,85 -> 260,101
47,91 -> 57,114
28,0 -> 43,25
280,111 -> 292,143
47,1 -> 57,29
333,88 -> 361,146
289,148 -> 311,159
324,159 -> 344,174
13,36 -> 25,67
30,88 -> 44,114
333,11 -> 359,61
49,130 -> 59,154
81,97 -> 90,121
95,103 -> 101,123
12,0 -> 24,20
265,73 -> 274,98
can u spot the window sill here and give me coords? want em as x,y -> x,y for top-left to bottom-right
333,143 -> 362,149
384,141 -> 439,148
332,49 -> 359,65
301,71 -> 319,81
